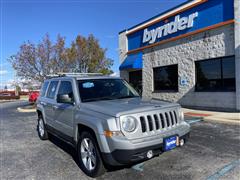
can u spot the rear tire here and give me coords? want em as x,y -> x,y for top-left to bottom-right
37,115 -> 48,140
77,131 -> 106,177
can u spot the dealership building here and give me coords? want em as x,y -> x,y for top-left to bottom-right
119,0 -> 240,111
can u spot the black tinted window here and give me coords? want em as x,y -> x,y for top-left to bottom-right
58,81 -> 74,101
40,81 -> 49,97
129,70 -> 142,95
195,56 -> 235,91
222,57 -> 235,91
153,64 -> 178,91
46,81 -> 58,99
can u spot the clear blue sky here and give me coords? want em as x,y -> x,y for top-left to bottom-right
0,0 -> 186,88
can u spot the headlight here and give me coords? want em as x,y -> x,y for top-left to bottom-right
121,116 -> 137,132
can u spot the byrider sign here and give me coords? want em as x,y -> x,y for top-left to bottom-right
142,12 -> 198,44
126,0 -> 234,52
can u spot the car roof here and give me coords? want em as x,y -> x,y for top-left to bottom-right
45,75 -> 121,82
76,76 -> 121,80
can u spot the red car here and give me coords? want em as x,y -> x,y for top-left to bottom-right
29,91 -> 39,103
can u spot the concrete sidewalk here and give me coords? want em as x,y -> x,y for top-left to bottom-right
183,108 -> 240,124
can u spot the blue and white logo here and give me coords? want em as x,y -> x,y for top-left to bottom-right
142,12 -> 198,44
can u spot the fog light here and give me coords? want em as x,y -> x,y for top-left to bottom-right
180,139 -> 185,146
147,150 -> 153,159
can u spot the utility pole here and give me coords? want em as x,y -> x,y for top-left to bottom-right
14,71 -> 19,96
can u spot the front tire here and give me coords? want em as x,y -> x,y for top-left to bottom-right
37,116 -> 48,140
77,131 -> 106,177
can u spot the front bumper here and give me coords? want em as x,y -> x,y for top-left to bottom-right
101,132 -> 190,166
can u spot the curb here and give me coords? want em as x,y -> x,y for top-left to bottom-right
185,115 -> 240,125
184,115 -> 204,121
203,117 -> 240,125
17,107 -> 36,113
0,100 -> 16,104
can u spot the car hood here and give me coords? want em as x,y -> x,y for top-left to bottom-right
82,97 -> 180,117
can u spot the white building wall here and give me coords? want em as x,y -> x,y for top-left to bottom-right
119,31 -> 129,81
142,24 -> 236,110
119,31 -> 128,64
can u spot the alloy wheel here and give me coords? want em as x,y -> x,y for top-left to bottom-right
38,118 -> 45,137
80,138 -> 97,171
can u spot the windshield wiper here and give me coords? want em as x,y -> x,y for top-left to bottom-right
84,96 -> 115,102
117,95 -> 139,99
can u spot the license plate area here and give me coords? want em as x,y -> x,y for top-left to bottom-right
164,135 -> 178,151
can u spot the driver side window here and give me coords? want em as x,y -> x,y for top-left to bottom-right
57,81 -> 74,103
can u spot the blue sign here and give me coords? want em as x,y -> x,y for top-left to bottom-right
164,136 -> 177,151
180,77 -> 188,86
127,0 -> 234,51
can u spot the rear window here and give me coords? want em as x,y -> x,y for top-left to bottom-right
46,81 -> 59,99
40,81 -> 49,97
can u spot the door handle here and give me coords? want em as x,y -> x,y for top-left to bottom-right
40,102 -> 47,106
53,105 -> 59,110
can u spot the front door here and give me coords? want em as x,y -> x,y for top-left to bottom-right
54,80 -> 75,138
129,70 -> 142,95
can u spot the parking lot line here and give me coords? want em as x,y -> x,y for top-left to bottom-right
206,159 -> 240,180
131,162 -> 144,172
186,119 -> 203,124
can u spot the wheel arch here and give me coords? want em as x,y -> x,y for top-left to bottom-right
75,123 -> 107,153
36,109 -> 42,118
76,124 -> 98,142
36,109 -> 47,124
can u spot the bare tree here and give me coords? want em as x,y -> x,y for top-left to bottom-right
9,34 -> 113,83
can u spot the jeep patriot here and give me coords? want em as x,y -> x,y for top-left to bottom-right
36,73 -> 190,177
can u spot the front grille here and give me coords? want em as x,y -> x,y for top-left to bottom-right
139,110 -> 179,133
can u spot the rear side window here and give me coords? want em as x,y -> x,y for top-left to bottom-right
40,81 -> 49,97
46,81 -> 59,99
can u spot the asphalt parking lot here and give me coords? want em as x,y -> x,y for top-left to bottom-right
1,101 -> 240,180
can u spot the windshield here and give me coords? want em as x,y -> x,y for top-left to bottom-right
78,79 -> 139,102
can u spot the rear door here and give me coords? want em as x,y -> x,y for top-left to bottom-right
44,81 -> 59,127
38,81 -> 49,121
53,80 -> 75,138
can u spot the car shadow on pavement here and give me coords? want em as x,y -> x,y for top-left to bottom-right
48,134 -> 80,165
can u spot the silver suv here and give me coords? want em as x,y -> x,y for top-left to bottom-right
36,74 -> 190,177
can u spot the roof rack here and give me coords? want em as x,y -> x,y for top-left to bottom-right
46,72 -> 103,78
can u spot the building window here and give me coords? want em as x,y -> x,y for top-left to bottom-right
195,56 -> 235,92
129,70 -> 142,95
153,64 -> 178,92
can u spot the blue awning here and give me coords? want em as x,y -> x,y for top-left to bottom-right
119,52 -> 143,71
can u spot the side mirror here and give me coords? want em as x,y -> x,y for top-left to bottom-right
57,94 -> 73,104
